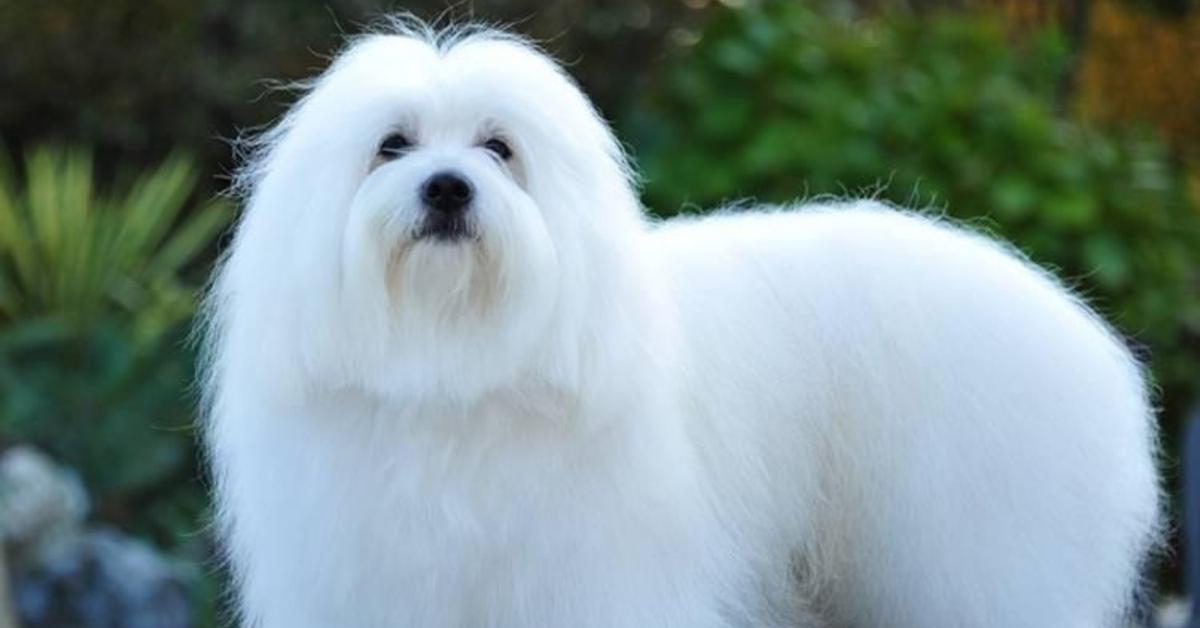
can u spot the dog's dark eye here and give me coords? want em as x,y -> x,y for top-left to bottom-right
482,138 -> 513,160
378,133 -> 412,158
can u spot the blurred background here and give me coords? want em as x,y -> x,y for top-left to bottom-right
0,0 -> 1197,626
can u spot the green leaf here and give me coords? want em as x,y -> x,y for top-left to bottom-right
150,199 -> 232,278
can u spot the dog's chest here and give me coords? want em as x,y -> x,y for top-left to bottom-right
225,398 -> 734,627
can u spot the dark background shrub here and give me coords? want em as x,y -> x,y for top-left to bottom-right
629,2 -> 1200,444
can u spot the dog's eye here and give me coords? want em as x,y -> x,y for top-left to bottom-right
482,138 -> 513,160
378,133 -> 412,158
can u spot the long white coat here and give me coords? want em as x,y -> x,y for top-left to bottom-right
204,25 -> 1161,628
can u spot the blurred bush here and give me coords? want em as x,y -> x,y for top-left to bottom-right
1077,0 -> 1200,158
0,0 -> 703,188
0,0 -> 387,188
628,0 -> 1200,431
0,146 -> 228,566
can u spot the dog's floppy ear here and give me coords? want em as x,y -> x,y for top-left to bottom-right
211,39 -> 412,397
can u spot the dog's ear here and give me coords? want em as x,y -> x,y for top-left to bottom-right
215,57 -> 395,396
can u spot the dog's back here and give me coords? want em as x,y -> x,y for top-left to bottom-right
653,199 -> 1162,626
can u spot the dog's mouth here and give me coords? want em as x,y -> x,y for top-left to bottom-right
415,215 -> 477,243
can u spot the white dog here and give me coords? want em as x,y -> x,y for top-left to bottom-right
203,22 -> 1162,628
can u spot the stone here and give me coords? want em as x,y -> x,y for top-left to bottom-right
0,447 -> 192,628
0,446 -> 88,565
12,527 -> 192,628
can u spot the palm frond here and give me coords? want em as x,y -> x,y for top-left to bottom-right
0,145 -> 232,336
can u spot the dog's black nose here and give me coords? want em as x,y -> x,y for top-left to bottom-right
421,171 -> 473,214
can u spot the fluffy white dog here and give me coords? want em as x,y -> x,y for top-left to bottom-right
203,22 -> 1162,628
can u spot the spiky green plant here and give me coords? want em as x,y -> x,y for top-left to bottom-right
0,146 -> 229,342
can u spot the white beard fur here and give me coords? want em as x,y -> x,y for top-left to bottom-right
203,22 -> 1162,628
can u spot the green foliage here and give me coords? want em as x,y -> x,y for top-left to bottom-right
0,145 -> 229,543
628,1 -> 1200,426
0,0 -> 702,186
0,147 -> 229,335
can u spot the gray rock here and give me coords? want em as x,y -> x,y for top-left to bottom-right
0,447 -> 193,628
12,527 -> 192,628
0,446 -> 88,565
1157,597 -> 1190,628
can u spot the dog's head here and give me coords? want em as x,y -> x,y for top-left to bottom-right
213,24 -> 650,403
